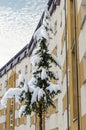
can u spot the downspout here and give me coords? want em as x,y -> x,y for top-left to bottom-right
35,113 -> 37,130
64,0 -> 70,130
6,65 -> 8,130
73,0 -> 80,130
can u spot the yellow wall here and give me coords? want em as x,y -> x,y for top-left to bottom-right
6,70 -> 18,130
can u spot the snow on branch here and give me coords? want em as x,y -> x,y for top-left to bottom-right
1,73 -> 29,107
38,88 -> 45,101
51,54 -> 61,69
46,83 -> 61,94
1,88 -> 23,107
31,87 -> 46,104
41,67 -> 47,80
18,74 -> 24,86
48,71 -> 59,80
19,105 -> 26,118
31,87 -> 40,104
28,85 -> 36,93
23,82 -> 29,92
34,25 -> 49,42
31,55 -> 42,67
33,9 -> 54,43
28,77 -> 37,86
32,46 -> 41,56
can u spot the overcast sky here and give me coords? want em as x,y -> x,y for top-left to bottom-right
0,0 -> 48,68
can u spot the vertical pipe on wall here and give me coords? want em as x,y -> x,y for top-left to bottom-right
35,113 -> 37,130
6,66 -> 8,130
73,0 -> 80,130
64,0 -> 70,130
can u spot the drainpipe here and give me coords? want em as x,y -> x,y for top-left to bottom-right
73,0 -> 80,130
64,0 -> 70,130
35,113 -> 37,130
6,65 -> 8,129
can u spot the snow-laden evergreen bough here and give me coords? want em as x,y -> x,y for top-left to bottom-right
1,8 -> 61,119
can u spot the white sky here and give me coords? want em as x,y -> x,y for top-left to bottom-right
0,0 -> 47,68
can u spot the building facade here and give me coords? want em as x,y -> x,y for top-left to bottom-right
0,0 -> 86,130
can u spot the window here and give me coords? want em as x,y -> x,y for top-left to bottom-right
10,119 -> 13,126
3,122 -> 6,130
24,116 -> 27,125
62,59 -> 66,81
46,107 -> 50,118
4,108 -> 6,115
10,126 -> 13,130
30,64 -> 32,73
54,21 -> 57,35
62,93 -> 67,113
61,29 -> 65,52
20,117 -> 25,125
0,83 -> 2,91
18,57 -> 20,63
30,115 -> 35,126
54,98 -> 58,113
4,80 -> 8,88
17,118 -> 20,126
17,104 -> 20,110
60,11 -> 62,27
18,70 -> 21,74
11,98 -> 14,105
52,46 -> 57,56
10,99 -> 14,114
50,99 -> 58,115
10,113 -> 14,127
25,65 -> 28,74
24,51 -> 27,57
